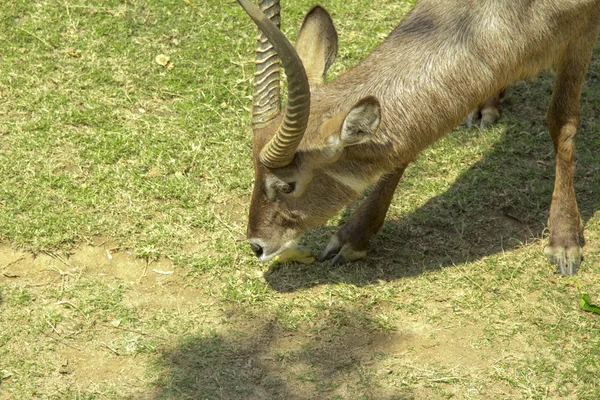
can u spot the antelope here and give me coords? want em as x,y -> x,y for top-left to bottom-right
236,0 -> 600,276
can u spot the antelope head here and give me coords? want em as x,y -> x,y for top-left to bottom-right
238,0 -> 383,261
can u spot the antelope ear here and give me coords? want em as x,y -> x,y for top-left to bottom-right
340,97 -> 381,146
295,6 -> 338,87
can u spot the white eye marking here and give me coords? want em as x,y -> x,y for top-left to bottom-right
323,171 -> 371,193
264,177 -> 277,200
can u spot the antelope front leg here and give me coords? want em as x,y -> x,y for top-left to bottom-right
466,88 -> 506,129
544,47 -> 592,276
321,165 -> 407,265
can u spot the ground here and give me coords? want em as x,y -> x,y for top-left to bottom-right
1,0 -> 600,399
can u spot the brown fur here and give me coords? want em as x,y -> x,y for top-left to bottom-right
244,0 -> 600,275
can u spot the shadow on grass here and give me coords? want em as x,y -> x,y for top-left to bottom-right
152,307 -> 414,399
265,70 -> 600,292
152,58 -> 600,400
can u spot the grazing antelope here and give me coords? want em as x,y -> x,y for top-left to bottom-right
236,0 -> 600,275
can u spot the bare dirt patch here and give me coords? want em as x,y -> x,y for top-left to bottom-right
2,237 -> 598,398
0,242 -> 211,398
0,242 -> 181,292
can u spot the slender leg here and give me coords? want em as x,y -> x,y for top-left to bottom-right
466,88 -> 506,129
544,40 -> 595,276
321,165 -> 407,264
480,88 -> 506,128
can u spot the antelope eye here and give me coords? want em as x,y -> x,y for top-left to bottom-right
281,182 -> 296,194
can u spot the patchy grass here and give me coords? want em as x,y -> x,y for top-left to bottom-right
1,0 -> 600,399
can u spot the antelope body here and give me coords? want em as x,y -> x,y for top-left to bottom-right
237,0 -> 600,275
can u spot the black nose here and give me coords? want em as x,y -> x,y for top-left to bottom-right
249,242 -> 263,258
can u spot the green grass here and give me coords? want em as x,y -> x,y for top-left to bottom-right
1,0 -> 600,399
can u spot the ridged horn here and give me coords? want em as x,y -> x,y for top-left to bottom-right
253,0 -> 281,127
238,0 -> 311,168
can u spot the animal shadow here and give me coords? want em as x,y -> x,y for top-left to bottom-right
266,68 -> 600,292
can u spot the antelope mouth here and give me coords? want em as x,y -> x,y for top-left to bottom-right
248,238 -> 301,262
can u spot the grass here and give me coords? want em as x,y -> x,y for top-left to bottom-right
1,0 -> 600,399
